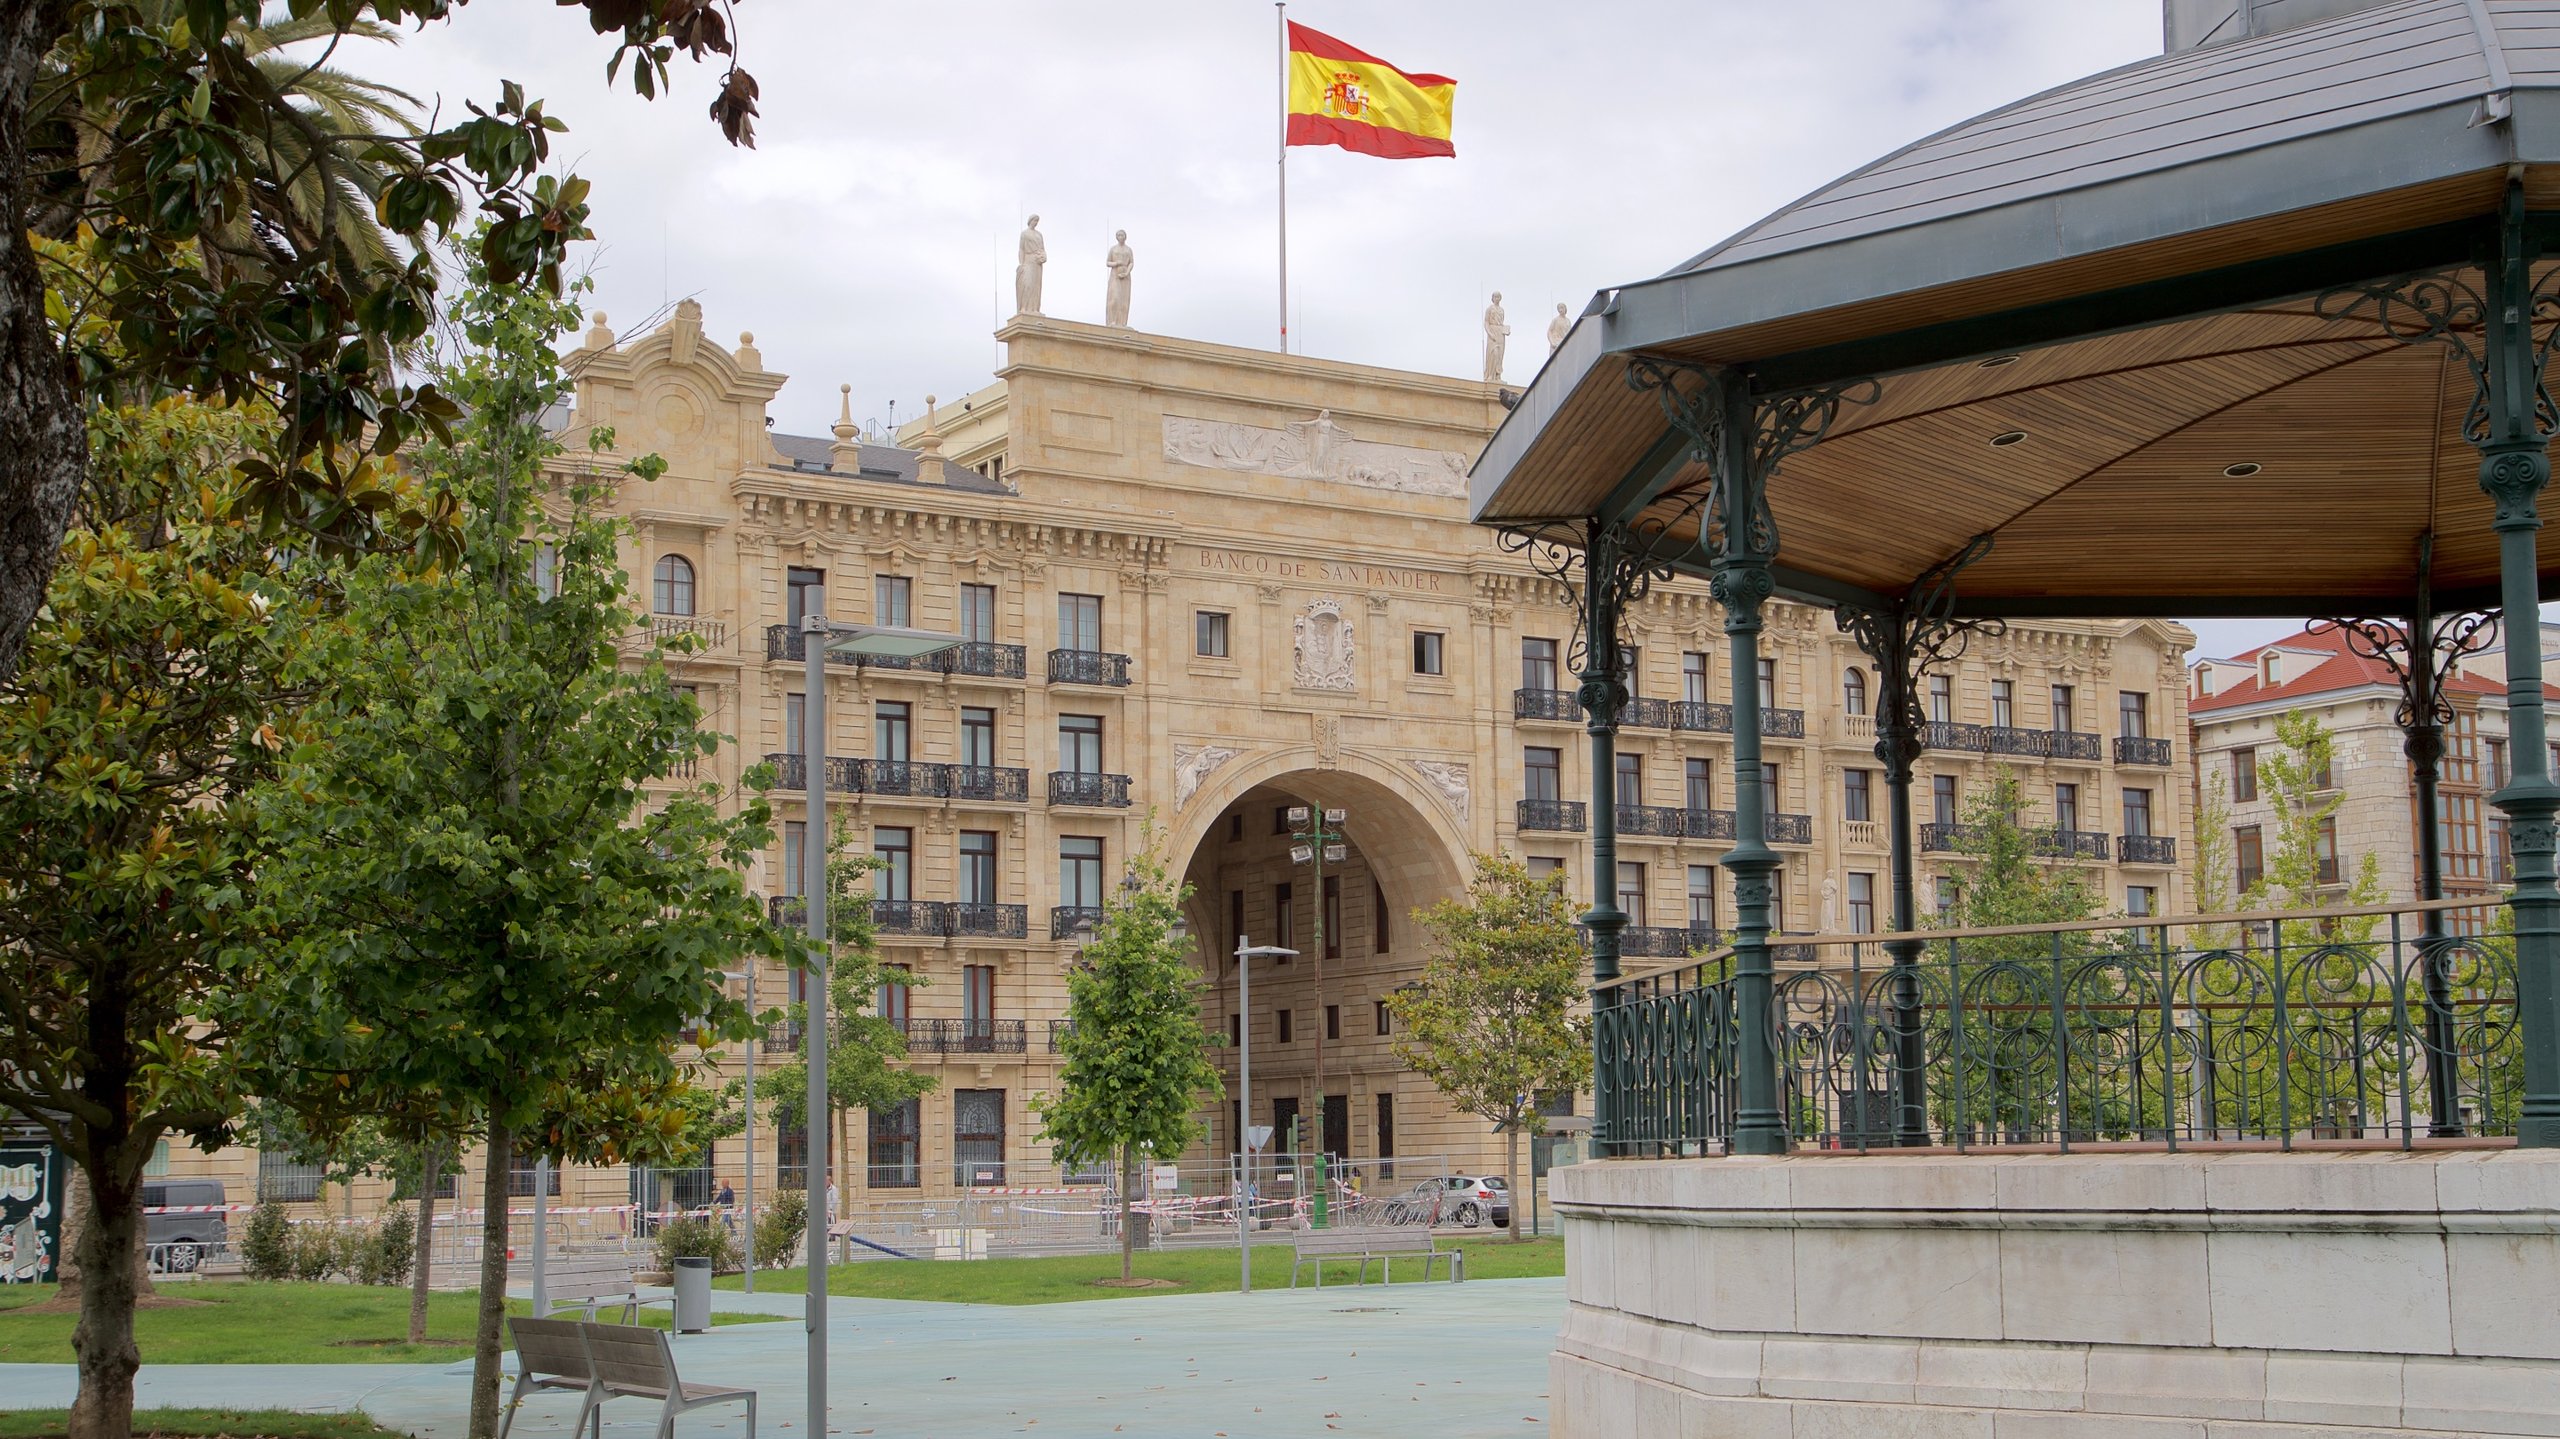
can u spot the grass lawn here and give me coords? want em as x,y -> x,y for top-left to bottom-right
717,1234 -> 1563,1304
0,1282 -> 783,1365
0,1411 -> 407,1439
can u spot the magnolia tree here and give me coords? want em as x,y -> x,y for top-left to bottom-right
1037,829 -> 1224,1281
1388,853 -> 1591,1242
243,253 -> 783,1439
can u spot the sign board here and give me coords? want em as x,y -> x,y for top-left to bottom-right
1151,1165 -> 1179,1192
0,1144 -> 62,1285
1245,1125 -> 1273,1152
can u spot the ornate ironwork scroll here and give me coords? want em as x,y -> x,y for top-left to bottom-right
2308,612 -> 2497,738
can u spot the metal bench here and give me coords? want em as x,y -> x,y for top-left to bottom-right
523,1253 -> 665,1323
582,1320 -> 757,1438
1288,1226 -> 1462,1287
498,1316 -> 602,1439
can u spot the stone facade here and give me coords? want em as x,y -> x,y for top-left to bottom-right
155,304 -> 2199,1218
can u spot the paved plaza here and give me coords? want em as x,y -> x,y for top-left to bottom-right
0,1278 -> 1564,1438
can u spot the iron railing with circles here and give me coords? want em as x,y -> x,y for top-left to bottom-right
1611,925 -> 1722,959
1046,648 -> 1133,686
1048,1019 -> 1076,1052
949,903 -> 1028,939
2119,833 -> 2179,865
2115,735 -> 2174,766
1048,771 -> 1133,807
1050,905 -> 1107,940
870,900 -> 942,936
1616,804 -> 1687,838
1591,899 -> 2519,1156
762,1021 -> 804,1055
907,1019 -> 1028,1055
1513,687 -> 1581,721
1922,721 -> 2104,761
764,625 -> 1027,680
1517,798 -> 1587,832
761,754 -> 1029,802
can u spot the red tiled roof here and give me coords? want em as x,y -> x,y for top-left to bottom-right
2189,625 -> 2546,714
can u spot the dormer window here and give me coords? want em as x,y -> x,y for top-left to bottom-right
2195,662 -> 2216,697
2261,652 -> 2280,687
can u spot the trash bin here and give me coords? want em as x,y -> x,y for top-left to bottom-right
1125,1206 -> 1150,1251
672,1256 -> 712,1334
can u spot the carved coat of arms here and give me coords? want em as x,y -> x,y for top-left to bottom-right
1293,600 -> 1357,691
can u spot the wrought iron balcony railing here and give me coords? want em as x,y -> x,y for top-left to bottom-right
1050,905 -> 1107,940
1048,1019 -> 1075,1052
1046,648 -> 1132,686
949,902 -> 1029,939
1616,804 -> 1687,838
761,754 -> 1029,803
1666,700 -> 1725,732
764,625 -> 1027,681
1590,898 -> 2516,1155
1920,821 -> 1969,853
1517,798 -> 1587,832
767,894 -> 804,927
1513,687 -> 1581,722
1614,924 -> 1721,959
871,899 -> 942,936
762,1021 -> 805,1055
944,641 -> 1029,680
2115,735 -> 2174,766
1622,696 -> 1679,730
906,1018 -> 1027,1055
854,759 -> 931,798
943,765 -> 1031,802
2119,833 -> 2179,865
1680,808 -> 1737,841
1923,722 -> 2103,760
1048,770 -> 1133,808
2038,830 -> 2115,861
647,615 -> 727,649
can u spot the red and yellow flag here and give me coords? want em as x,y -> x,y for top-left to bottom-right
1285,22 -> 1456,160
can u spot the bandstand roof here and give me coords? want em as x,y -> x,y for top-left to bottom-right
1471,0 -> 2560,618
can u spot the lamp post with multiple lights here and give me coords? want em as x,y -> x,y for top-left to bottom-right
1284,804 -> 1347,1155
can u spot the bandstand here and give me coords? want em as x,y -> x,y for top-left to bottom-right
1472,3 -> 2560,1433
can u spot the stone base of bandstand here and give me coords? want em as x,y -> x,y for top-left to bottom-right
1549,1149 -> 2560,1437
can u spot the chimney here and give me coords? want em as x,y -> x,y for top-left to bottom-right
830,384 -> 862,473
914,395 -> 949,488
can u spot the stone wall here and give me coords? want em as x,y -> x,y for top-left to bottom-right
1551,1149 -> 2560,1437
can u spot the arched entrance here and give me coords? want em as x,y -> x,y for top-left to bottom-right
1169,755 -> 1476,1176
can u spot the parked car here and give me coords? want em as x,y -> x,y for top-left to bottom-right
141,1178 -> 227,1273
1393,1175 -> 1510,1229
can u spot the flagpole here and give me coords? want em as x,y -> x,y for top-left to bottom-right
1276,0 -> 1289,354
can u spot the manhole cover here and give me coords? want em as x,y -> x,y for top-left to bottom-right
1332,1307 -> 1395,1314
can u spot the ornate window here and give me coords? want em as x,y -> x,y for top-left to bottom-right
652,553 -> 696,616
1842,667 -> 1867,716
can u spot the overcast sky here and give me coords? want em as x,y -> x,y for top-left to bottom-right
352,0 -> 2325,660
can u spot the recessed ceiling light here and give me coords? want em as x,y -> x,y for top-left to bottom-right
1989,430 -> 2028,447
1978,354 -> 2022,368
2223,462 -> 2262,478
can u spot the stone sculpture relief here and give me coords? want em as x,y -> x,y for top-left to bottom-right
1411,759 -> 1470,825
1483,291 -> 1509,382
1172,743 -> 1240,810
1162,410 -> 1469,499
1015,215 -> 1046,315
1293,599 -> 1358,691
1549,302 -> 1570,353
1104,230 -> 1134,328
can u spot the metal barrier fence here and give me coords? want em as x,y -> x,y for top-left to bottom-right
1595,899 -> 2520,1155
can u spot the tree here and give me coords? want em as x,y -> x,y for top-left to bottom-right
0,0 -> 764,687
0,390 -> 314,1439
1388,853 -> 1591,1242
242,249 -> 782,1439
2191,766 -> 2242,950
1034,827 -> 1222,1281
2245,708 -> 2390,930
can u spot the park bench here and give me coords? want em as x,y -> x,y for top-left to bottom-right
521,1253 -> 665,1323
1288,1226 -> 1462,1287
582,1320 -> 758,1438
498,1317 -> 602,1439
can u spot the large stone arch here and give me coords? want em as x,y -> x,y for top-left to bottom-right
1164,743 -> 1476,926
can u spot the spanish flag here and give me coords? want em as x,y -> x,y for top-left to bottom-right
1285,22 -> 1456,160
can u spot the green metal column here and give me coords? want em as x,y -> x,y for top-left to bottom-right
1712,369 -> 1787,1156
2478,186 -> 2560,1149
1872,625 -> 1930,1148
1579,522 -> 1631,1156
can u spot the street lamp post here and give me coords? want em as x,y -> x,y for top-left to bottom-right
1232,937 -> 1297,1294
1284,805 -> 1347,1173
795,595 -> 963,1437
721,966 -> 757,1296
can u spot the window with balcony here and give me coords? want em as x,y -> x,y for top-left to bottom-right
874,574 -> 912,628
2236,824 -> 2264,891
785,693 -> 805,756
1323,875 -> 1342,960
960,830 -> 997,904
1614,751 -> 1643,803
1932,775 -> 1959,827
874,827 -> 913,901
1992,680 -> 2014,729
2312,754 -> 2334,790
876,701 -> 911,764
1523,637 -> 1560,691
955,1089 -> 1006,1187
1928,674 -> 1952,723
2118,691 -> 2150,739
1686,757 -> 1713,811
653,554 -> 696,616
2316,817 -> 2341,885
1275,881 -> 1295,950
2050,683 -> 2075,731
1683,652 -> 1709,705
782,820 -> 806,897
961,707 -> 995,768
1060,837 -> 1104,908
1413,631 -> 1445,675
1620,645 -> 1641,696
1374,879 -> 1391,953
786,566 -> 825,626
960,582 -> 996,642
1058,593 -> 1103,652
1616,862 -> 1646,926
2123,788 -> 2153,838
1844,768 -> 1872,823
964,964 -> 995,1038
1757,657 -> 1777,710
1196,610 -> 1230,658
1843,667 -> 1867,717
1525,747 -> 1562,803
876,962 -> 911,1028
868,1098 -> 919,1188
2233,746 -> 2257,801
1059,714 -> 1103,774
1847,873 -> 1876,934
2056,783 -> 2081,833
1688,865 -> 1715,930
1761,760 -> 1781,809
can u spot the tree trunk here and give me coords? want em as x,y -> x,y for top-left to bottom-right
408,1142 -> 442,1344
0,0 -> 96,684
1505,1123 -> 1522,1243
1118,1145 -> 1135,1283
66,1164 -> 140,1439
466,1117 -> 513,1439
